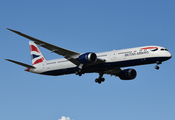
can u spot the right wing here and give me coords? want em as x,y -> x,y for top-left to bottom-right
104,68 -> 121,77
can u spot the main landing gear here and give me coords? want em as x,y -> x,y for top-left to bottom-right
75,64 -> 84,76
155,61 -> 162,70
75,69 -> 84,76
95,73 -> 105,84
75,69 -> 105,84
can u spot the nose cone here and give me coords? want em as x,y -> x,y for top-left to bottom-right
167,52 -> 172,60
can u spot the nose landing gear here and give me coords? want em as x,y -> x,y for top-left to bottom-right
155,65 -> 159,70
155,61 -> 162,70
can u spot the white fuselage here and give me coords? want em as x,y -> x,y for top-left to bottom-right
6,28 -> 172,83
28,46 -> 172,76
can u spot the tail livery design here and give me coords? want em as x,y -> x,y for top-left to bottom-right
5,41 -> 46,72
29,41 -> 46,65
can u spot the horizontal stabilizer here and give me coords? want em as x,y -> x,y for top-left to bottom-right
5,59 -> 35,68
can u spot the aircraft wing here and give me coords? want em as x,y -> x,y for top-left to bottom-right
7,28 -> 105,66
104,68 -> 121,76
7,28 -> 82,65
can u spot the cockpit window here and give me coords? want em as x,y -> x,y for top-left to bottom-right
161,48 -> 169,51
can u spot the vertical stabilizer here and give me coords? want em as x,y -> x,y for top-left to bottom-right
29,41 -> 46,65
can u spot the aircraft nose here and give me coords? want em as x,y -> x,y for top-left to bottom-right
167,51 -> 172,59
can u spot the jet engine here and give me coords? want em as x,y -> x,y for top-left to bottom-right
119,69 -> 137,80
78,52 -> 97,64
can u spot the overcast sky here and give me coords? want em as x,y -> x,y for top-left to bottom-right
0,0 -> 175,120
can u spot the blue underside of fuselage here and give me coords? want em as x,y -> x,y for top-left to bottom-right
41,57 -> 170,76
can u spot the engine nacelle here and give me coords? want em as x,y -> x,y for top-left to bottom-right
78,52 -> 97,64
119,69 -> 137,80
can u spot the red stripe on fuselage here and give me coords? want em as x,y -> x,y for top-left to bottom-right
141,47 -> 158,50
30,45 -> 40,53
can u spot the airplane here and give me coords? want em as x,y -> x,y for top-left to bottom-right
5,28 -> 172,84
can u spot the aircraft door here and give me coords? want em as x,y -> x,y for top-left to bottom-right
140,49 -> 150,63
113,52 -> 117,59
43,63 -> 45,69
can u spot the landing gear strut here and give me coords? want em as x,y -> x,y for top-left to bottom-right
75,64 -> 84,76
155,61 -> 162,70
95,73 -> 105,84
75,69 -> 83,76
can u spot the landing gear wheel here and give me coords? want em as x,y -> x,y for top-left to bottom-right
155,65 -> 159,70
95,75 -> 105,84
98,81 -> 102,84
95,79 -> 98,83
155,61 -> 161,70
101,78 -> 105,82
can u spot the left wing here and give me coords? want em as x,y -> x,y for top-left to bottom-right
7,28 -> 82,65
6,28 -> 105,66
